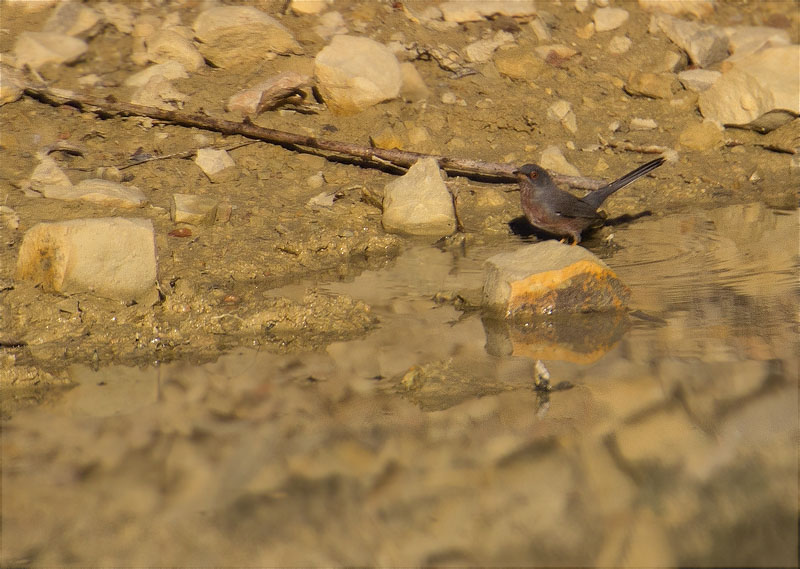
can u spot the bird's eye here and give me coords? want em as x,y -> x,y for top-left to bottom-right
529,171 -> 538,179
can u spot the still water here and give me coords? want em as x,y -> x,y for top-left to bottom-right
3,203 -> 797,566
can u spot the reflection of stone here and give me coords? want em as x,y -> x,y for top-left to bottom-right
482,311 -> 630,364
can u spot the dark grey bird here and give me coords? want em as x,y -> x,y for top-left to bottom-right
515,157 -> 665,244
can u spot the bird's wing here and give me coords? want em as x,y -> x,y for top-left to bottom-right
549,191 -> 601,219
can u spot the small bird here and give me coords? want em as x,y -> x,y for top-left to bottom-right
515,157 -> 665,244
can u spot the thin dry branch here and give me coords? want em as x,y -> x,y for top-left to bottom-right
21,84 -> 608,190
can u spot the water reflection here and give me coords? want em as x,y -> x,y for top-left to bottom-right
2,204 -> 797,566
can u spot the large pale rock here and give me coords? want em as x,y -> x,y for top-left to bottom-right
13,32 -> 87,70
482,242 -> 630,317
593,7 -> 629,32
637,0 -> 714,19
15,217 -> 157,301
314,35 -> 402,115
130,76 -> 188,111
381,158 -> 456,237
654,14 -> 729,67
725,26 -> 791,61
193,6 -> 300,68
29,157 -> 72,188
698,46 -> 800,127
0,64 -> 25,105
41,179 -> 147,208
42,2 -> 102,38
194,148 -> 237,182
539,146 -> 580,176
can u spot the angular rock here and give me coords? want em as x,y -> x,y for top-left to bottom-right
464,30 -> 514,63
130,76 -> 188,111
13,31 -> 87,70
42,2 -> 102,38
593,7 -> 629,32
679,121 -> 724,151
608,35 -> 632,54
539,146 -> 580,176
630,118 -> 658,130
41,179 -> 147,208
0,64 -> 24,105
698,46 -> 800,128
195,148 -> 237,182
533,44 -> 580,64
314,35 -> 402,115
145,28 -> 205,71
725,26 -> 791,61
677,68 -> 720,92
625,71 -> 678,99
193,6 -> 300,68
381,158 -> 456,237
637,0 -> 714,19
495,47 -> 545,80
547,100 -> 578,134
399,62 -> 429,102
171,194 -> 218,225
226,72 -> 312,115
15,217 -> 157,302
439,0 -> 537,22
482,242 -> 631,317
289,0 -> 331,15
655,14 -> 729,67
124,61 -> 189,88
29,157 -> 72,188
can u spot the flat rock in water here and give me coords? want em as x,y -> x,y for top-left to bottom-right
483,242 -> 631,317
15,217 -> 157,302
171,193 -> 218,225
193,6 -> 300,68
698,45 -> 800,129
41,179 -> 147,208
381,158 -> 456,237
13,31 -> 87,70
314,35 -> 402,115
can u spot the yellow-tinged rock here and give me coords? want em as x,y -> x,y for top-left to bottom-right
482,241 -> 630,317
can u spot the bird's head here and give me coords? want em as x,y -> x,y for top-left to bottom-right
514,163 -> 549,181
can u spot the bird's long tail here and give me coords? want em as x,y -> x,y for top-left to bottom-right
582,157 -> 665,209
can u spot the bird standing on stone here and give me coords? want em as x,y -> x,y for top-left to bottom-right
515,157 -> 665,244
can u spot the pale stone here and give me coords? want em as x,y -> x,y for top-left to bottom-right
529,18 -> 552,42
96,2 -> 134,34
464,30 -> 514,63
193,6 -> 300,68
725,26 -> 791,61
539,146 -> 580,176
439,0 -> 537,22
482,242 -> 630,316
637,0 -> 715,19
130,76 -> 188,111
677,68 -> 720,92
625,72 -> 677,99
124,61 -> 189,88
608,35 -> 632,54
593,7 -> 629,32
289,0 -> 331,15
399,62 -> 429,102
630,117 -> 658,130
314,35 -> 402,115
15,217 -> 157,301
171,194 -> 218,225
495,47 -> 545,80
0,206 -> 20,230
679,121 -> 724,150
534,44 -> 579,62
0,64 -> 24,105
698,46 -> 800,127
146,29 -> 205,71
381,158 -> 456,237
41,179 -> 147,208
29,157 -> 72,189
42,2 -> 102,38
655,14 -> 729,67
314,11 -> 347,40
13,32 -> 87,70
195,148 -> 237,182
547,100 -> 578,134
225,72 -> 312,115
